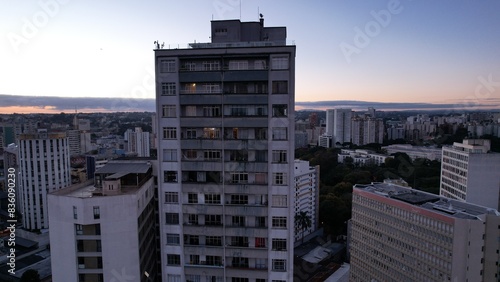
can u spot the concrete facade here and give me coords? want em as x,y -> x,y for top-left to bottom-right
350,182 -> 500,282
48,160 -> 157,282
155,18 -> 295,281
440,139 -> 500,210
19,130 -> 71,230
293,160 -> 320,242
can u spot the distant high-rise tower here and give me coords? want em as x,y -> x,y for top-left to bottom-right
325,108 -> 352,145
440,139 -> 500,210
125,127 -> 151,157
19,129 -> 71,230
155,18 -> 295,281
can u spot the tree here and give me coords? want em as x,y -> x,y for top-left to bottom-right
295,211 -> 312,244
20,269 -> 41,282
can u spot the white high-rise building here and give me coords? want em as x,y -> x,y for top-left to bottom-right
293,160 -> 319,243
155,18 -> 295,281
350,182 -> 500,282
325,108 -> 352,145
125,127 -> 151,157
48,160 -> 157,281
19,130 -> 71,230
440,139 -> 500,210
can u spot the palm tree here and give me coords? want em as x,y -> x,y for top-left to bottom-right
295,211 -> 312,244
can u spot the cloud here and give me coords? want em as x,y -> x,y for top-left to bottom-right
0,94 -> 155,112
295,99 -> 500,111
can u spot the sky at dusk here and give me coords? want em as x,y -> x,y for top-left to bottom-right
1,0 -> 500,113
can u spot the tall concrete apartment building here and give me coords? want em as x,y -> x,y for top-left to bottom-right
293,160 -> 319,243
155,18 -> 295,281
18,129 -> 71,230
320,108 -> 352,148
440,139 -> 500,210
350,182 -> 500,282
125,127 -> 151,157
351,116 -> 384,146
48,160 -> 157,282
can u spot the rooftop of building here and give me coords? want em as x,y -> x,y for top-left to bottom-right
354,182 -> 500,219
446,139 -> 497,154
155,18 -> 294,50
52,160 -> 153,198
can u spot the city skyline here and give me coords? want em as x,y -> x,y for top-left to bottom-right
2,1 -> 500,114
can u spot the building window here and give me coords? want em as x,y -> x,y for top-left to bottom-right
167,275 -> 181,282
272,127 -> 287,140
272,81 -> 288,94
231,278 -> 248,282
161,82 -> 176,95
204,150 -> 221,160
272,150 -> 287,163
166,254 -> 181,266
232,216 -> 245,227
230,194 -> 248,205
164,171 -> 178,183
255,237 -> 266,248
205,214 -> 222,226
272,104 -> 288,117
231,236 -> 249,247
184,128 -> 197,139
256,216 -> 266,227
164,192 -> 179,203
206,255 -> 222,266
187,214 -> 199,225
205,194 -> 221,204
206,236 -> 222,246
228,60 -> 248,70
166,233 -> 180,245
203,106 -> 221,117
188,193 -> 198,203
75,224 -> 83,235
252,128 -> 266,141
163,149 -> 177,162
93,206 -> 100,219
184,105 -> 197,116
232,257 -> 249,268
185,234 -> 199,245
272,195 -> 287,207
186,274 -> 200,281
272,239 -> 287,251
203,127 -> 220,139
73,206 -> 77,219
163,127 -> 177,139
160,59 -> 176,72
162,105 -> 176,117
272,259 -> 286,271
202,61 -> 220,71
231,173 -> 248,184
272,217 -> 287,228
273,172 -> 287,185
165,213 -> 179,224
271,56 -> 289,70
